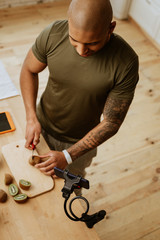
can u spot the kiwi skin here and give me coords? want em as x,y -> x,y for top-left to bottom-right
29,155 -> 41,166
0,189 -> 8,203
4,173 -> 13,185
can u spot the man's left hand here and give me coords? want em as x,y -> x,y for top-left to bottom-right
35,151 -> 67,176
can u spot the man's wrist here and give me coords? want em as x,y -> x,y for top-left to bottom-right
62,149 -> 73,165
26,111 -> 37,122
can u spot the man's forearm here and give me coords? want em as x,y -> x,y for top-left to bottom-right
67,96 -> 132,161
67,119 -> 119,161
20,67 -> 39,121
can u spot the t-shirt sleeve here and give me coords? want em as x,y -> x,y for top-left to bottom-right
108,55 -> 139,100
32,23 -> 53,64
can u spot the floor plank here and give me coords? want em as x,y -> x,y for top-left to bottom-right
0,1 -> 160,239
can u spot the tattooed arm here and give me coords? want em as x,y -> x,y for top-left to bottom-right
35,95 -> 132,175
67,96 -> 132,160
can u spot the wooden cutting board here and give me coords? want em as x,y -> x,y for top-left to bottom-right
2,139 -> 54,198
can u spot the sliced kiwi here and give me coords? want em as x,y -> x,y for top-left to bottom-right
14,193 -> 28,203
19,179 -> 31,190
8,184 -> 19,196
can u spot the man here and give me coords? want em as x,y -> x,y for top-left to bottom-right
20,0 -> 139,178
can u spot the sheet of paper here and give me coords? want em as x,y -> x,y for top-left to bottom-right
0,60 -> 19,100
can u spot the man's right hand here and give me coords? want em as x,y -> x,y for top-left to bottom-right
25,118 -> 41,149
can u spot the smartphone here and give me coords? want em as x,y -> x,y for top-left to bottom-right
0,111 -> 16,134
54,167 -> 90,189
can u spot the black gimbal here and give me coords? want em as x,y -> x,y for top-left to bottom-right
54,167 -> 106,228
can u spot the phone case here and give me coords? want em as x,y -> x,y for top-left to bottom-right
0,111 -> 16,134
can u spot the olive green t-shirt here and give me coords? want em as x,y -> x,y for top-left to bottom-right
32,20 -> 139,143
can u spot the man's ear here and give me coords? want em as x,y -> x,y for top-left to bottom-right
109,21 -> 116,35
106,21 -> 116,41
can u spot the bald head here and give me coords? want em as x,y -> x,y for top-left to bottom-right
68,0 -> 113,33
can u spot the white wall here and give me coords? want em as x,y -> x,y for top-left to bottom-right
110,0 -> 132,19
111,0 -> 160,46
129,0 -> 160,44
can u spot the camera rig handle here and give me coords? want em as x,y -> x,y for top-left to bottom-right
61,170 -> 82,199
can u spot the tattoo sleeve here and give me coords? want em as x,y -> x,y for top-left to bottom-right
67,96 -> 132,160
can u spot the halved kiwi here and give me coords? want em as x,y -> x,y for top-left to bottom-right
19,179 -> 31,190
8,184 -> 19,196
14,193 -> 28,203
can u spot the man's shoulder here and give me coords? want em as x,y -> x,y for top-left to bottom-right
110,33 -> 138,59
48,19 -> 68,35
35,19 -> 68,43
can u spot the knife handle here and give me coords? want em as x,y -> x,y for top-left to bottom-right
31,143 -> 35,150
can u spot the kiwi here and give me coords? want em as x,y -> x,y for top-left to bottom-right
14,194 -> 28,203
0,189 -> 7,203
29,155 -> 41,166
19,179 -> 31,190
4,173 -> 13,185
8,184 -> 19,196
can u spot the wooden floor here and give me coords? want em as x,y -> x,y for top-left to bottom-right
0,1 -> 160,239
